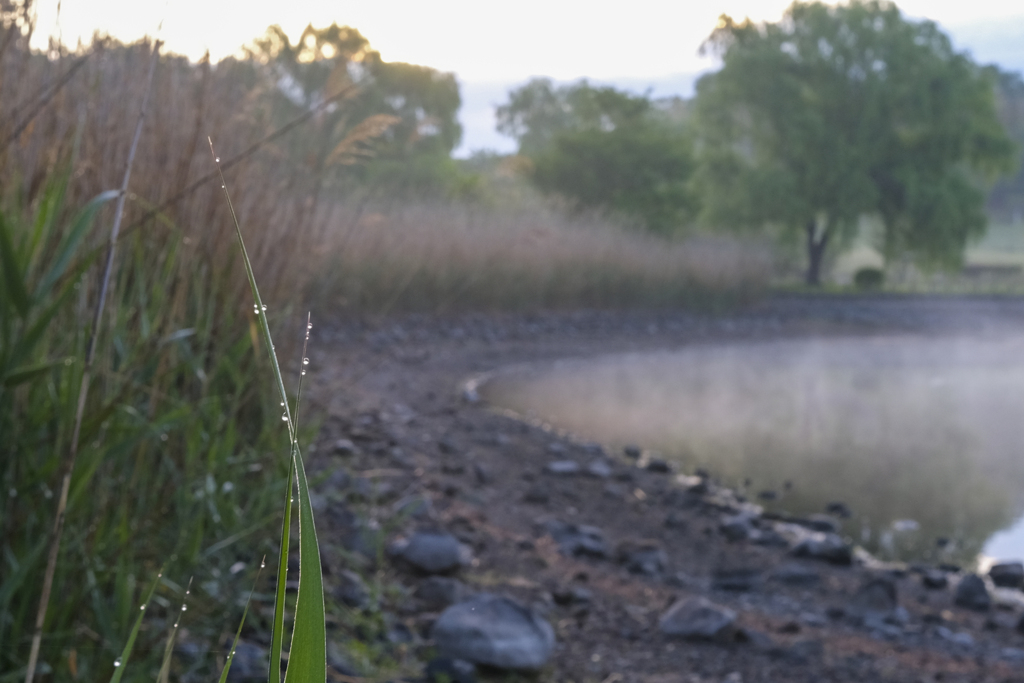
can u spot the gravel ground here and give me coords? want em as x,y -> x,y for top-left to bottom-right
300,294 -> 1024,683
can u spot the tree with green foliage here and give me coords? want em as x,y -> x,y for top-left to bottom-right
497,79 -> 698,234
694,0 -> 1013,285
248,23 -> 466,197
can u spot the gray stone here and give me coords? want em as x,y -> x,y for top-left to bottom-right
798,514 -> 841,534
328,503 -> 383,561
552,585 -> 593,606
849,577 -> 898,622
432,594 -> 555,670
333,438 -> 357,455
989,562 -> 1024,589
544,520 -> 609,559
954,573 -> 990,611
416,577 -> 472,612
472,463 -> 491,484
921,568 -> 948,590
646,459 -> 672,473
720,513 -> 757,542
394,494 -> 434,520
664,511 -> 688,530
712,567 -> 762,592
782,639 -> 824,663
623,445 -> 642,459
936,626 -> 975,647
771,563 -> 820,586
791,533 -> 853,565
544,460 -> 581,475
391,530 -> 471,575
616,539 -> 667,575
659,596 -> 736,639
826,501 -> 852,518
585,460 -> 613,478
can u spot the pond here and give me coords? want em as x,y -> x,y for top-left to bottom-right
481,334 -> 1024,567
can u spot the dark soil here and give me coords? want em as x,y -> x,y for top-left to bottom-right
304,295 -> 1024,683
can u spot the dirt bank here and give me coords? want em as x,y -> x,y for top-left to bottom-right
303,295 -> 1024,683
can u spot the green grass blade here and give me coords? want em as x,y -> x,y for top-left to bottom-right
210,139 -> 325,682
217,561 -> 266,683
107,568 -> 162,683
269,459 -> 294,683
33,189 -> 119,302
208,138 -> 295,443
283,441 -> 326,683
0,211 -> 30,318
1,358 -> 64,388
156,577 -> 192,683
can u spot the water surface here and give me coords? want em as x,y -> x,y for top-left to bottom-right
483,334 -> 1024,566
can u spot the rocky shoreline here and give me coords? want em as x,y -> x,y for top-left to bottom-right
255,297 -> 1024,682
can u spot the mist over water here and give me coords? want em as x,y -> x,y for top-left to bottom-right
483,334 -> 1024,566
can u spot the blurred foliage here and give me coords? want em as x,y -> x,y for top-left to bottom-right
245,23 -> 467,200
497,78 -> 699,235
988,69 -> 1024,222
0,166 -> 292,680
531,121 -> 699,235
694,0 -> 1014,285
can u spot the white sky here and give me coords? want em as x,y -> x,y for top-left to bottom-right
32,0 -> 1024,83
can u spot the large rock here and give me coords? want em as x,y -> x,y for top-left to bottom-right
432,594 -> 555,670
989,562 -> 1024,589
658,596 -> 736,639
954,573 -> 991,611
391,530 -> 471,575
543,520 -> 609,559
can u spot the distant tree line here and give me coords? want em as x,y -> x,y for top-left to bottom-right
496,0 -> 1020,285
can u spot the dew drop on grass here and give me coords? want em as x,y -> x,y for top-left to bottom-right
114,659 -> 122,667
303,358 -> 309,365
307,323 -> 313,330
139,604 -> 146,610
215,156 -> 220,163
181,605 -> 187,611
282,414 -> 288,422
261,305 -> 267,311
301,371 -> 306,376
